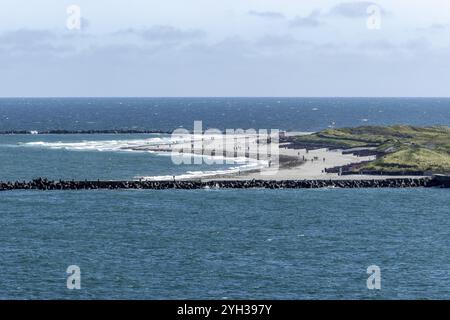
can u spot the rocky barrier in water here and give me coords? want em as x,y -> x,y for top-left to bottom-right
0,129 -> 172,135
0,177 -> 448,191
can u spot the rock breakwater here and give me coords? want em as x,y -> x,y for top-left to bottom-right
0,177 -> 447,191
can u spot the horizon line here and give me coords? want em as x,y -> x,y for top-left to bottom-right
1,96 -> 450,99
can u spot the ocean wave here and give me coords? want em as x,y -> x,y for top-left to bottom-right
20,137 -> 268,180
136,161 -> 266,181
22,137 -> 177,153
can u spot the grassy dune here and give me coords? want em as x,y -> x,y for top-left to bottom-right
294,125 -> 450,173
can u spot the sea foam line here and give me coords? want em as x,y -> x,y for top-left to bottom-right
20,137 -> 268,180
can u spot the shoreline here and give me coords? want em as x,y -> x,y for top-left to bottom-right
6,129 -> 448,182
123,131 -> 384,181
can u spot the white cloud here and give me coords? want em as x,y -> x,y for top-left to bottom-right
289,10 -> 322,28
329,2 -> 384,18
248,10 -> 285,19
116,26 -> 206,42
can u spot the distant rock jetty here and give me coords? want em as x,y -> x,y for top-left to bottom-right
0,129 -> 171,135
0,177 -> 448,191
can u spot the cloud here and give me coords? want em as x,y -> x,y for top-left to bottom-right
356,38 -> 435,58
248,10 -> 285,19
289,10 -> 322,28
416,23 -> 448,34
0,25 -> 208,61
0,29 -> 75,56
329,2 -> 383,18
1,25 -> 448,97
358,40 -> 395,51
422,23 -> 448,31
255,34 -> 300,48
116,25 -> 206,42
403,37 -> 432,51
0,29 -> 55,45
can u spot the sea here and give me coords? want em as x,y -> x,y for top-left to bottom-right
0,97 -> 449,299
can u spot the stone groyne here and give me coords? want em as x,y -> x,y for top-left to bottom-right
0,129 -> 171,135
0,177 -> 448,191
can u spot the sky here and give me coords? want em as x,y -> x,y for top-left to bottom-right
0,0 -> 449,97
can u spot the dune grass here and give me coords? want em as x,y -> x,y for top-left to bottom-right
294,125 -> 450,173
364,147 -> 450,172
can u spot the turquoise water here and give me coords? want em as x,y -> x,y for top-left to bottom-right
0,98 -> 449,299
1,188 -> 448,299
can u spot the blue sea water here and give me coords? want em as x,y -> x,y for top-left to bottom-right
0,98 -> 449,299
1,97 -> 450,131
0,134 -> 234,181
1,189 -> 449,299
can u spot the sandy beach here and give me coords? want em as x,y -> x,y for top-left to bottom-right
129,132 -> 425,181
202,146 -> 422,181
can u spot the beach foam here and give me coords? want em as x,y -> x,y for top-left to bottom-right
22,137 -> 269,180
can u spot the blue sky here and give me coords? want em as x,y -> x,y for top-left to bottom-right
0,0 -> 449,97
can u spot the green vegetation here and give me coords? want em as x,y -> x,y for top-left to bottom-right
294,125 -> 450,173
